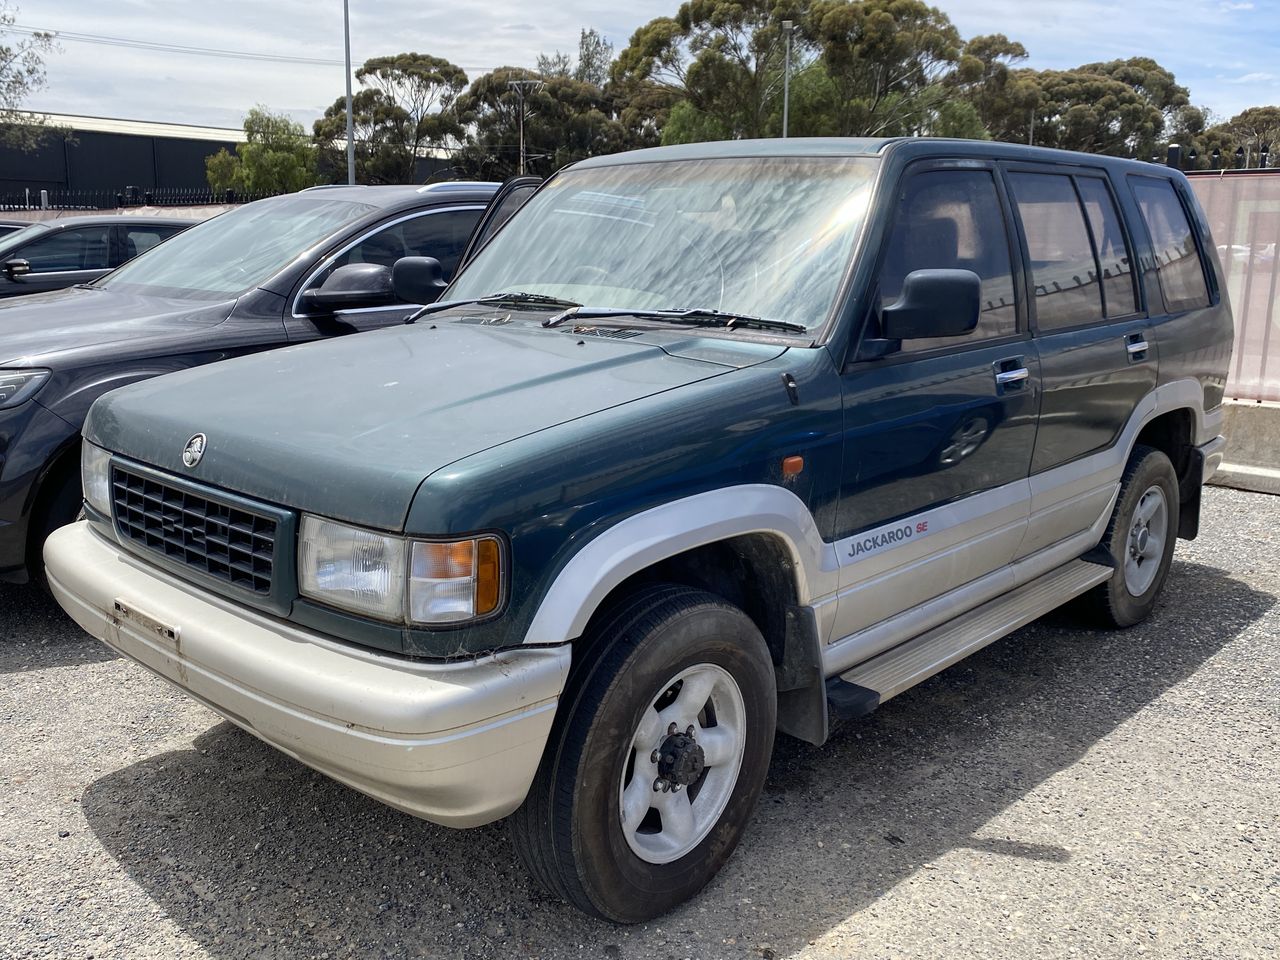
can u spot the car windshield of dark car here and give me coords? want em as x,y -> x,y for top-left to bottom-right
98,195 -> 378,300
447,155 -> 879,332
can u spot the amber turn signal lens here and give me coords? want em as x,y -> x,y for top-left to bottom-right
782,455 -> 804,477
475,538 -> 501,615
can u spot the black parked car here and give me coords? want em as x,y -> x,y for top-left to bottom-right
0,215 -> 197,297
0,179 -> 538,583
0,220 -> 29,238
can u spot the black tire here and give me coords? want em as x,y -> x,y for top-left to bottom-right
1082,444 -> 1180,628
510,584 -> 776,922
27,460 -> 82,588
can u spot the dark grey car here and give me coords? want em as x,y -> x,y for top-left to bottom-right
0,215 -> 197,297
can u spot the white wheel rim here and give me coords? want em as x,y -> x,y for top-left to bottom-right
1124,484 -> 1168,597
618,663 -> 746,865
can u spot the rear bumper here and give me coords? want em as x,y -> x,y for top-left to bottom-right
45,521 -> 571,828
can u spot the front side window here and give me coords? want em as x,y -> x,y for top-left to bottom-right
1008,172 -> 1103,331
21,226 -> 112,271
332,208 -> 480,279
449,156 -> 880,333
877,168 -> 1018,350
1131,177 -> 1211,313
100,195 -> 378,300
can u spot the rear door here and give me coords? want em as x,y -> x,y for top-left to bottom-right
830,159 -> 1039,644
1002,164 -> 1154,557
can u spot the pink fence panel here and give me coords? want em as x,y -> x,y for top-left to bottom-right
1188,172 -> 1280,402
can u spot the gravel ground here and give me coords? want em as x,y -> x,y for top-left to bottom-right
0,486 -> 1276,960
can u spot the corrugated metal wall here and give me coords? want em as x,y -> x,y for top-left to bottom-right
1189,172 -> 1280,402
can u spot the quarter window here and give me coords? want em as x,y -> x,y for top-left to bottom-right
1007,172 -> 1102,331
877,169 -> 1018,350
1131,177 -> 1210,313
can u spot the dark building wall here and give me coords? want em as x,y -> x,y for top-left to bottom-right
0,125 -> 238,192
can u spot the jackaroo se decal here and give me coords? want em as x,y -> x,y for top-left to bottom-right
843,519 -> 932,563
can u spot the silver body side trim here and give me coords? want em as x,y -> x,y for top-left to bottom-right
524,378 -> 1211,650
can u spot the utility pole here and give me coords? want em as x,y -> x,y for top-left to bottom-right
343,0 -> 355,184
782,20 -> 794,139
508,79 -> 543,175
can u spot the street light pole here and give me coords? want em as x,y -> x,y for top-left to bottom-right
782,20 -> 793,139
343,0 -> 355,185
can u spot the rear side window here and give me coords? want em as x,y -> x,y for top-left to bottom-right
1131,177 -> 1211,313
1007,172 -> 1102,331
877,169 -> 1017,350
1075,178 -> 1138,317
123,227 -> 179,261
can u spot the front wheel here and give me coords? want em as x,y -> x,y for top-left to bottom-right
510,584 -> 776,922
1083,444 -> 1180,627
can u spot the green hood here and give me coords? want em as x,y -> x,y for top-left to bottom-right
85,320 -> 780,530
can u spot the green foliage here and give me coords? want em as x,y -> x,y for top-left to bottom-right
0,3 -> 58,151
313,52 -> 468,183
205,107 -> 319,195
453,67 -> 628,179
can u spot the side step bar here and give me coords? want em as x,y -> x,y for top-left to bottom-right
827,558 -> 1113,720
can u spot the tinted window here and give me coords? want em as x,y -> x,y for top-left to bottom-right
878,169 -> 1017,349
1008,172 -> 1102,331
20,226 -> 112,271
1076,177 -> 1138,317
335,208 -> 480,279
1131,177 -> 1210,313
123,226 -> 182,261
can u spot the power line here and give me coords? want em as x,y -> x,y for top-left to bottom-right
12,23 -> 505,74
11,23 -> 346,66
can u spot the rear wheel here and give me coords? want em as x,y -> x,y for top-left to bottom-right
1083,445 -> 1179,627
510,584 -> 776,922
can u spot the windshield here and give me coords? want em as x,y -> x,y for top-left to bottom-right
0,222 -> 52,257
449,155 -> 879,332
99,195 -> 377,300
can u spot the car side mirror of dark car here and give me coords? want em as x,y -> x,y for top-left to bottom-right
391,256 -> 448,305
880,269 -> 981,341
300,263 -> 396,312
4,258 -> 31,280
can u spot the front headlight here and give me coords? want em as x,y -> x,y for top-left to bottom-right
0,369 -> 50,409
81,441 -> 113,518
297,515 -> 506,626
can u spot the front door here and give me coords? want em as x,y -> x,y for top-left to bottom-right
831,161 -> 1040,644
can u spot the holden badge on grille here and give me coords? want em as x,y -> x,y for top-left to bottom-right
182,434 -> 207,468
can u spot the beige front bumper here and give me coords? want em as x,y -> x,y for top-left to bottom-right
45,521 -> 571,828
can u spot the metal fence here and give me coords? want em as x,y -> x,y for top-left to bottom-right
0,185 -> 282,212
1189,171 -> 1280,403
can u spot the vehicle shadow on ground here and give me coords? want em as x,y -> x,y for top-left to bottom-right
80,560 -> 1270,960
0,582 -> 115,675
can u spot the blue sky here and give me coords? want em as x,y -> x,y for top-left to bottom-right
20,0 -> 1280,130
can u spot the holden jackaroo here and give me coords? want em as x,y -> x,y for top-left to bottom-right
46,138 -> 1232,922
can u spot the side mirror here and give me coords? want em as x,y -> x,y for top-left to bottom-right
392,256 -> 447,305
4,259 -> 31,280
881,269 -> 981,340
300,263 -> 395,312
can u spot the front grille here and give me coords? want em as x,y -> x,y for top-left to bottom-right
111,465 -> 278,596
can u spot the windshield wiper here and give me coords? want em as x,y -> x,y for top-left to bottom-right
542,305 -> 807,334
404,291 -> 582,324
